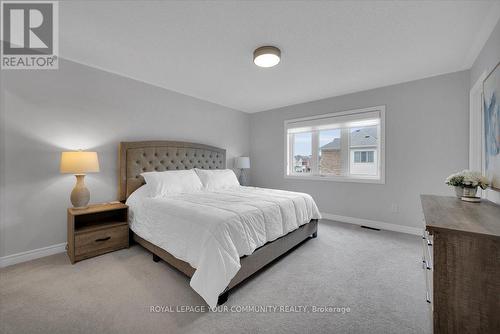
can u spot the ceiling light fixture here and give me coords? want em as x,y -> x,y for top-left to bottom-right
253,46 -> 281,68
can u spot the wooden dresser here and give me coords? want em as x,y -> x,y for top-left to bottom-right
420,195 -> 500,334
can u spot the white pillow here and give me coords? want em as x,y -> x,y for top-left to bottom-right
195,168 -> 240,191
141,169 -> 203,197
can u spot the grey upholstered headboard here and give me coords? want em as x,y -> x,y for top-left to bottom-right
119,141 -> 226,201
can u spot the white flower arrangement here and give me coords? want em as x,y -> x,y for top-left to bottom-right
445,170 -> 489,189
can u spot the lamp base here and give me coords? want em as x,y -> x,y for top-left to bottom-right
71,205 -> 89,210
70,174 -> 90,208
239,169 -> 249,186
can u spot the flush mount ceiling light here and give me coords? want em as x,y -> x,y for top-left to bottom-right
253,46 -> 281,68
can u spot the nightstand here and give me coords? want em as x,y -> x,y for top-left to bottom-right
67,202 -> 129,264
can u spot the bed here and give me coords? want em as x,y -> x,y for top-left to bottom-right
119,141 -> 320,307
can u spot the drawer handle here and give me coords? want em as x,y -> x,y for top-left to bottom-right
95,236 -> 111,242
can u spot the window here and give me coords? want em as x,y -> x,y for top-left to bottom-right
354,151 -> 374,163
319,129 -> 342,175
285,106 -> 385,183
292,132 -> 312,173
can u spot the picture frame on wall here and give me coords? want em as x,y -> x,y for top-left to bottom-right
483,61 -> 500,190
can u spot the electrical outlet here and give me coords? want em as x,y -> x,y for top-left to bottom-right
390,203 -> 399,213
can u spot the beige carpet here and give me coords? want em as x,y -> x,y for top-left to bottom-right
0,220 -> 431,334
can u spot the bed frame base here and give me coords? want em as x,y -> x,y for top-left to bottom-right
133,219 -> 318,305
217,291 -> 230,305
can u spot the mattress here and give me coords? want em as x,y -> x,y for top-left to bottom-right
126,186 -> 321,308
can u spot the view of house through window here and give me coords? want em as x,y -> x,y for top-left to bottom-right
286,107 -> 384,182
354,151 -> 374,163
319,129 -> 343,175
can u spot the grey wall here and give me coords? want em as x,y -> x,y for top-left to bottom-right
470,19 -> 500,86
0,59 -> 250,257
1,71 -> 6,257
470,18 -> 500,204
250,70 -> 470,229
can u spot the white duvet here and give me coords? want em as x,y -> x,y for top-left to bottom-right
126,186 -> 321,308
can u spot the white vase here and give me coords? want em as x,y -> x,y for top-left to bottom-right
454,186 -> 463,198
462,187 -> 478,198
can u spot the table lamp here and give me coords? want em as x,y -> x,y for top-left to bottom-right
60,151 -> 100,208
234,157 -> 250,186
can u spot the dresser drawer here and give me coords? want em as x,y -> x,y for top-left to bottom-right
422,230 -> 433,269
75,224 -> 128,259
424,260 -> 433,304
422,230 -> 433,306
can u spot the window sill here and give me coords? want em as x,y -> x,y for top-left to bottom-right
284,174 -> 385,184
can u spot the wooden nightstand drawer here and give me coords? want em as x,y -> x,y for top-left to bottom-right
75,224 -> 128,259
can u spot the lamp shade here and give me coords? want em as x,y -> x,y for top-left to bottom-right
234,157 -> 250,169
60,151 -> 100,174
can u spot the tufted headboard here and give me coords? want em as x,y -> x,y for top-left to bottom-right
118,141 -> 226,201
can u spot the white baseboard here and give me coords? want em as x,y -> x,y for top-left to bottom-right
320,212 -> 421,236
0,242 -> 67,268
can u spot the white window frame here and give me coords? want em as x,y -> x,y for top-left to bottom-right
284,105 -> 386,184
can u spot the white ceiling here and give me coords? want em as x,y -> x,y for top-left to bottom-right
59,0 -> 500,113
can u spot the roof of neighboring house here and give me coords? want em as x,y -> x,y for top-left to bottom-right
320,127 -> 377,151
293,155 -> 311,161
321,138 -> 341,150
